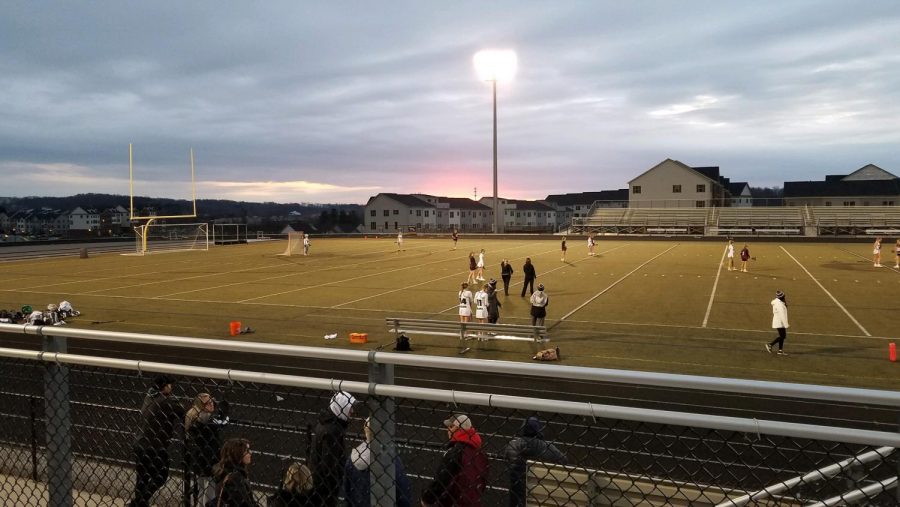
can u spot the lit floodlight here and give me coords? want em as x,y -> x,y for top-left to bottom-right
473,49 -> 517,82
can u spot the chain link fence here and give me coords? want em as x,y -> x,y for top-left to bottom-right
0,336 -> 898,506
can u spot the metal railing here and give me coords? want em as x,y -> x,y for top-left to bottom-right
0,323 -> 898,506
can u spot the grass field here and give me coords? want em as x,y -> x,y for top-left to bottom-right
1,237 -> 898,390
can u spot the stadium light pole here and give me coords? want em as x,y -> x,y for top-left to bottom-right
474,49 -> 517,234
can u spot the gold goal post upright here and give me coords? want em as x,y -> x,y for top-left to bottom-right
129,143 -> 199,255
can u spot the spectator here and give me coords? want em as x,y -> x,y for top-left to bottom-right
185,393 -> 229,505
529,284 -> 549,327
421,414 -> 488,507
487,282 -> 502,324
343,417 -> 412,507
500,260 -> 513,296
504,417 -> 567,507
211,438 -> 259,507
128,375 -> 185,507
268,462 -> 316,507
311,391 -> 356,507
520,258 -> 536,297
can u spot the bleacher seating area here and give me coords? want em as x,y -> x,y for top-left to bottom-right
570,205 -> 900,237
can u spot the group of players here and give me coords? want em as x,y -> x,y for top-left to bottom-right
0,301 -> 81,326
872,237 -> 900,268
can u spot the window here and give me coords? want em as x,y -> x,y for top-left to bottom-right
383,210 -> 389,216
394,221 -> 398,230
883,201 -> 895,206
825,202 -> 832,206
370,210 -> 376,217
370,222 -> 376,230
384,222 -> 389,230
449,211 -> 454,218
424,210 -> 429,217
393,210 -> 399,215
696,184 -> 705,193
633,185 -> 641,194
673,185 -> 682,193
416,210 -> 422,216
696,201 -> 705,208
843,201 -> 855,207
437,212 -> 442,218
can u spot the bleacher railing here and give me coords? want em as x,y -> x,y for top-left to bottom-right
0,323 -> 898,506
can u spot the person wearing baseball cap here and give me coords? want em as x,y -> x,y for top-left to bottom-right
766,290 -> 790,355
421,414 -> 488,506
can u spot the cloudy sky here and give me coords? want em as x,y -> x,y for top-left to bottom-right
1,2 -> 898,204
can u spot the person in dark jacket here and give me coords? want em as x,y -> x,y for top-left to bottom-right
310,391 -> 357,507
486,283 -> 502,324
421,414 -> 489,507
520,258 -> 537,297
128,375 -> 185,507
343,417 -> 412,507
504,417 -> 567,507
185,393 -> 230,505
268,462 -> 316,507
500,260 -> 513,296
211,438 -> 259,507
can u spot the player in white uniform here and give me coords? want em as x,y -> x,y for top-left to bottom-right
587,235 -> 596,256
474,285 -> 489,322
726,239 -> 735,271
458,283 -> 473,323
873,237 -> 882,267
476,249 -> 486,281
396,230 -> 403,251
303,234 -> 311,256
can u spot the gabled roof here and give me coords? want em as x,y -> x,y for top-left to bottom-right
727,182 -> 751,196
692,166 -> 721,180
842,164 -> 898,181
628,158 -> 718,184
543,190 -> 628,205
783,179 -> 900,198
368,193 -> 434,208
438,197 -> 491,210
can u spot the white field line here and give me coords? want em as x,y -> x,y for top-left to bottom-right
431,244 -> 631,315
7,285 -> 897,342
701,245 -> 729,327
81,243 -> 435,296
780,246 -> 871,337
332,244 -> 551,308
836,246 -> 900,274
557,244 -> 680,323
239,243 -> 528,304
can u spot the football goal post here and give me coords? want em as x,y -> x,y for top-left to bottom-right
213,223 -> 248,245
129,222 -> 209,255
278,231 -> 303,256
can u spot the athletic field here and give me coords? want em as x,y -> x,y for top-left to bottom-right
1,237 -> 897,390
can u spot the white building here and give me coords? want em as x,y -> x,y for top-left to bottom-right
69,207 -> 101,232
479,197 -> 557,232
728,182 -> 753,207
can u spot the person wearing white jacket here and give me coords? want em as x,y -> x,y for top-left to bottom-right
766,290 -> 789,355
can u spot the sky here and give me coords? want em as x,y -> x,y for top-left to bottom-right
1,2 -> 899,205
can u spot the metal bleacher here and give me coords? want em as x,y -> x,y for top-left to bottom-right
809,206 -> 900,235
568,203 -> 900,237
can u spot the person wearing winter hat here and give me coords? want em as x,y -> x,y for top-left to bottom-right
529,284 -> 549,327
421,414 -> 488,507
504,417 -> 567,507
766,291 -> 790,355
343,417 -> 412,507
310,391 -> 357,506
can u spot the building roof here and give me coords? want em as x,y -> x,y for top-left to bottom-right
628,158 -> 720,185
369,193 -> 434,208
503,199 -> 556,211
692,166 -> 721,180
543,190 -> 628,205
438,197 -> 491,210
783,179 -> 900,198
727,182 -> 751,196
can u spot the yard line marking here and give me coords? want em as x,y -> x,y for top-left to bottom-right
701,244 -> 728,327
241,243 -> 527,303
780,246 -> 871,337
556,244 -> 679,323
331,244 -> 551,308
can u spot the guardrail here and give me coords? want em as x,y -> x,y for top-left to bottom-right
0,324 -> 898,506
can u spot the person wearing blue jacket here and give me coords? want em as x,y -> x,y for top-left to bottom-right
504,417 -> 567,507
343,417 -> 412,506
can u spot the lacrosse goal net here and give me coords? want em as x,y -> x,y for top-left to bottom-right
129,222 -> 209,255
278,231 -> 304,256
